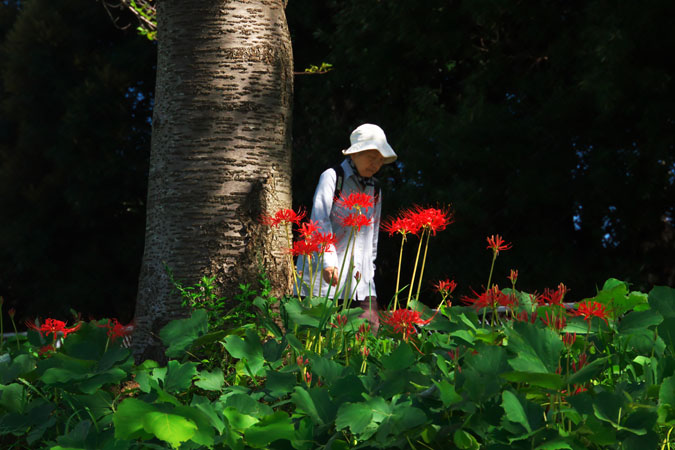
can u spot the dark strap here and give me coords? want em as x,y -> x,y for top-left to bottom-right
331,164 -> 381,203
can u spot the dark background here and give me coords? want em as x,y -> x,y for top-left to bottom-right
1,0 -> 673,325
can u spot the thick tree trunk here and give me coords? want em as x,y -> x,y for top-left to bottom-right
133,0 -> 293,362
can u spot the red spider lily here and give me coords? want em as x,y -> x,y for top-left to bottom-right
486,234 -> 512,254
462,290 -> 492,311
462,286 -> 515,311
572,300 -> 609,324
39,345 -> 55,356
404,206 -> 453,236
330,314 -> 348,328
381,216 -> 420,237
310,232 -> 337,252
260,207 -> 306,227
381,309 -> 433,341
26,318 -> 81,339
340,213 -> 372,231
540,310 -> 567,330
335,192 -> 375,211
299,220 -> 321,240
296,356 -> 309,367
562,332 -> 576,348
287,239 -> 321,257
361,346 -> 370,357
572,353 -> 588,372
97,319 -> 134,342
537,283 -> 568,307
434,279 -> 457,296
507,269 -> 518,284
515,310 -> 537,324
8,308 -> 15,318
305,372 -> 312,384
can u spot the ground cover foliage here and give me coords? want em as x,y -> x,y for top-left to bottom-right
1,273 -> 673,448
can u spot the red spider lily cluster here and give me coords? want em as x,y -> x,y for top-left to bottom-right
536,283 -> 569,307
97,319 -> 134,342
434,279 -> 457,296
26,318 -> 81,340
340,212 -> 372,231
382,205 -> 453,237
462,285 -> 517,312
486,234 -> 512,255
260,208 -> 306,227
381,309 -> 434,342
335,192 -> 374,211
381,216 -> 419,237
572,300 -> 610,324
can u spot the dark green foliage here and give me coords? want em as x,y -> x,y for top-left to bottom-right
0,0 -> 155,322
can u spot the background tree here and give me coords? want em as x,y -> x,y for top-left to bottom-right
131,0 -> 293,361
0,0 -> 154,323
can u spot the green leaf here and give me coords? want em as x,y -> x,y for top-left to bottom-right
658,317 -> 675,352
502,390 -> 532,433
78,368 -> 127,394
142,411 -> 198,448
244,411 -> 295,448
113,398 -> 156,441
505,321 -> 563,373
0,383 -> 26,414
194,368 -> 224,391
174,405 -> 216,448
335,402 -> 373,435
292,387 -> 337,426
381,342 -> 416,370
164,361 -> 198,393
222,329 -> 265,377
453,429 -> 479,449
501,371 -> 564,390
159,309 -> 209,358
265,371 -> 296,398
648,286 -> 675,318
310,356 -> 346,384
41,367 -> 88,385
658,375 -> 675,425
535,440 -> 572,449
567,356 -> 609,385
222,406 -> 259,432
618,309 -> 663,333
0,354 -> 36,384
433,379 -> 462,407
97,345 -> 131,372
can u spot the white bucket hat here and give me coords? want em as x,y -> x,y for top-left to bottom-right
342,123 -> 397,164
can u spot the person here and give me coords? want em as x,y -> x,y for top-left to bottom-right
296,124 -> 397,331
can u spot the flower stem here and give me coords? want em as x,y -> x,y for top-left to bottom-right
393,235 -> 406,310
406,230 -> 426,308
414,231 -> 431,302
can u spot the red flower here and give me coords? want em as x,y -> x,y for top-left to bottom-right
540,311 -> 567,330
8,308 -> 15,318
434,279 -> 457,296
310,232 -> 337,253
330,314 -> 348,328
572,300 -> 609,324
260,207 -> 306,227
486,235 -> 512,254
297,356 -> 309,367
26,318 -> 81,339
340,213 -> 372,231
98,319 -> 134,342
381,309 -> 433,341
462,286 -> 515,311
299,220 -> 321,240
572,353 -> 588,372
515,310 -> 537,324
381,216 -> 420,237
562,332 -> 576,348
507,269 -> 518,284
38,345 -> 55,356
361,346 -> 370,357
335,192 -> 375,211
287,239 -> 320,257
404,206 -> 453,235
537,283 -> 568,307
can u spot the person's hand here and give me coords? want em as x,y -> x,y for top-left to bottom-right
323,266 -> 339,286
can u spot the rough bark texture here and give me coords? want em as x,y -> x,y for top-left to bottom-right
133,0 -> 293,362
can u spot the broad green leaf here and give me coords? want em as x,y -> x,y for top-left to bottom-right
456,343 -> 509,401
648,286 -> 675,318
222,329 -> 265,376
535,440 -> 572,449
501,371 -> 563,390
191,396 -> 226,434
97,345 -> 131,372
194,368 -> 224,391
567,356 -> 609,385
618,309 -> 663,333
174,405 -> 216,448
113,398 -> 156,441
142,411 -> 197,448
453,429 -> 479,449
291,387 -> 337,426
658,375 -> 675,424
223,406 -> 259,432
658,317 -> 675,352
41,367 -> 88,385
164,360 -> 198,393
381,342 -> 416,370
78,368 -> 127,394
0,383 -> 26,414
433,379 -> 462,407
335,402 -> 373,435
264,371 -> 296,398
223,393 -> 273,417
244,411 -> 295,448
0,354 -> 36,384
311,356 -> 346,384
283,297 -> 322,327
505,321 -> 563,373
502,390 -> 532,432
159,309 -> 209,358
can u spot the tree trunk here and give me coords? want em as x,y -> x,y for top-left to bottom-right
133,0 -> 293,362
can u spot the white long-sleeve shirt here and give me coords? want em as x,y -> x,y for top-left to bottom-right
296,159 -> 381,300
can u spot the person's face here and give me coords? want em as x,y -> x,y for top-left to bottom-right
351,150 -> 385,178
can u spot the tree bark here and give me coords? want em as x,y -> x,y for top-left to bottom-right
133,0 -> 293,362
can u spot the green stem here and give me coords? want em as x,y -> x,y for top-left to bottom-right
10,317 -> 20,351
482,251 -> 498,326
414,231 -> 431,302
393,235 -> 406,310
406,231 -> 426,309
